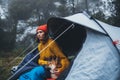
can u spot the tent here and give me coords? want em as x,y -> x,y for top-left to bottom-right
47,12 -> 120,80
8,12 -> 120,80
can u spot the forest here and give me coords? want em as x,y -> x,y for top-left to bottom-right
0,0 -> 120,79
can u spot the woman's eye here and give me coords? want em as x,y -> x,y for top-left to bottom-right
37,31 -> 42,34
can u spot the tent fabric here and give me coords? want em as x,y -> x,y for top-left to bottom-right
47,12 -> 120,80
97,20 -> 120,41
48,13 -> 120,52
64,13 -> 105,34
64,13 -> 120,41
65,29 -> 120,80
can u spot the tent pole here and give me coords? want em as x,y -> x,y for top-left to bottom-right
92,18 -> 120,55
83,12 -> 120,55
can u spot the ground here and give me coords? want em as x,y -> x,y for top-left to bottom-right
0,57 -> 22,80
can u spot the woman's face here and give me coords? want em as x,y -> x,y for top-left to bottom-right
36,30 -> 45,41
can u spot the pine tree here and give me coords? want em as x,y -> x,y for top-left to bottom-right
113,0 -> 120,26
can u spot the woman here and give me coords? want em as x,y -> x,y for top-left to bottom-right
19,24 -> 70,80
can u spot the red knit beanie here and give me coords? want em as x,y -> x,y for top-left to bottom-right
36,24 -> 47,33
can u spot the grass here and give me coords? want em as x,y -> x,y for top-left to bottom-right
0,57 -> 23,80
0,46 -> 37,80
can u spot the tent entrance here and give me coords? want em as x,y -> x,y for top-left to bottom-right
48,18 -> 87,59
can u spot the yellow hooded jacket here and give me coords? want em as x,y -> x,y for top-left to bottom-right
38,38 -> 70,72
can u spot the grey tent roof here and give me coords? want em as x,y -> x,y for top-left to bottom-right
48,12 -> 120,41
48,12 -> 120,54
64,12 -> 120,41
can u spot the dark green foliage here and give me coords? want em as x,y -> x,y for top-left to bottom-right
0,28 -> 5,50
112,0 -> 120,26
0,0 -> 2,4
92,11 -> 105,21
34,0 -> 58,25
8,0 -> 36,20
0,19 -> 16,51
